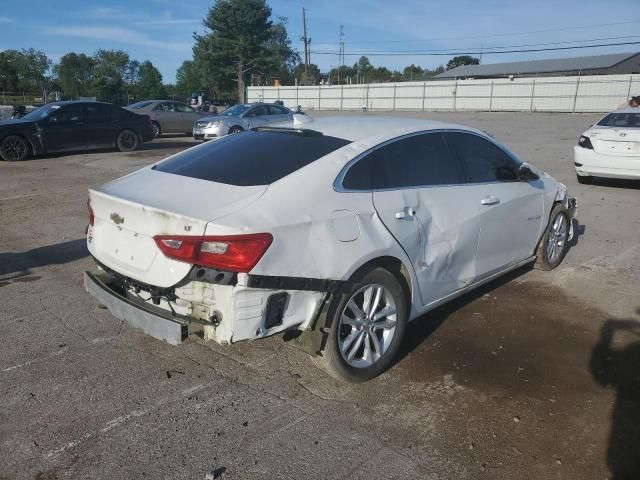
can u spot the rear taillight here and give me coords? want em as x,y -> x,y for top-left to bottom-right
578,135 -> 593,149
87,199 -> 95,226
153,233 -> 273,273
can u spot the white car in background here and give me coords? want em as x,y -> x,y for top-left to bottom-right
574,107 -> 640,183
84,117 -> 577,382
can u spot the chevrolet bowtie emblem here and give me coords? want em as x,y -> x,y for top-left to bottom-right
110,213 -> 125,225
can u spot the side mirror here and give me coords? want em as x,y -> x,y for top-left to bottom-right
518,163 -> 540,181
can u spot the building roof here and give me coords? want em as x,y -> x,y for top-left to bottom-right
435,52 -> 640,79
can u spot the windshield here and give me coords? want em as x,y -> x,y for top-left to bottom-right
127,101 -> 154,110
220,104 -> 250,117
597,113 -> 640,128
21,104 -> 63,121
154,129 -> 351,186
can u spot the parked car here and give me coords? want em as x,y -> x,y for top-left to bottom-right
192,103 -> 294,140
84,116 -> 577,382
0,101 -> 154,161
127,100 -> 208,137
574,107 -> 640,183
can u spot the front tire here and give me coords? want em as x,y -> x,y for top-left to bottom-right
319,267 -> 407,382
0,135 -> 30,161
534,204 -> 570,271
116,129 -> 140,152
151,122 -> 161,138
228,126 -> 243,135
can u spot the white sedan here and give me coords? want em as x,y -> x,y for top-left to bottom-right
574,107 -> 640,183
84,116 -> 577,382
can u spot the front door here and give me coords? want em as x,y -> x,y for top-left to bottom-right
445,132 -> 544,280
41,104 -> 88,152
369,132 -> 481,307
243,105 -> 270,129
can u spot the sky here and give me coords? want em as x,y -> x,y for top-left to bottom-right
0,0 -> 638,83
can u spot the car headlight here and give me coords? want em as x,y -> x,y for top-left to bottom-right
578,135 -> 593,149
207,120 -> 223,128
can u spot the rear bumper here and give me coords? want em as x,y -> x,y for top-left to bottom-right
573,146 -> 640,179
84,271 -> 188,345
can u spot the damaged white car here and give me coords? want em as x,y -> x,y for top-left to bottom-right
84,116 -> 577,382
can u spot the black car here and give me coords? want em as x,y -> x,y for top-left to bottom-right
0,101 -> 155,161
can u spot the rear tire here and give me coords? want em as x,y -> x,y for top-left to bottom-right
576,173 -> 593,184
318,267 -> 407,383
534,203 -> 570,271
116,129 -> 140,152
0,135 -> 30,161
228,126 -> 243,135
152,122 -> 161,138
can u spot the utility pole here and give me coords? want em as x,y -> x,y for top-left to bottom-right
301,8 -> 311,85
338,25 -> 344,84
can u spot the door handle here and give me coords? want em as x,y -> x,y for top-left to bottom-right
395,207 -> 416,219
480,196 -> 500,206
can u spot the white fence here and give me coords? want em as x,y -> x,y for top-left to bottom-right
247,74 -> 640,113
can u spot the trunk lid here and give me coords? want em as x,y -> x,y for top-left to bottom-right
590,127 -> 640,157
88,168 -> 267,287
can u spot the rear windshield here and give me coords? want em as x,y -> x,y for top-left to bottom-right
597,113 -> 640,127
154,130 -> 351,186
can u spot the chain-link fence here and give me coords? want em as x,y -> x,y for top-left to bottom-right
248,74 -> 639,113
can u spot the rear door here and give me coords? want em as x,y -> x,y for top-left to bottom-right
85,103 -> 120,147
363,132 -> 481,307
243,105 -> 270,129
445,131 -> 544,280
41,104 -> 88,152
267,105 -> 292,125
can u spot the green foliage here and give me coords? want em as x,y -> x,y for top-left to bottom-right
138,61 -> 164,99
54,53 -> 95,98
192,0 -> 298,102
293,63 -> 320,85
446,55 -> 480,70
0,49 -> 51,93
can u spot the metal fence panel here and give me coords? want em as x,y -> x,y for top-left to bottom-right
247,73 -> 638,113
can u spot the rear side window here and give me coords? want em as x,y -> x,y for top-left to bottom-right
597,113 -> 640,127
87,104 -> 117,122
446,132 -> 519,183
269,105 -> 289,115
154,130 -> 351,186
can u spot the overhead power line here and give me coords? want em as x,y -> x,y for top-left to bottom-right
314,19 -> 640,45
311,40 -> 640,57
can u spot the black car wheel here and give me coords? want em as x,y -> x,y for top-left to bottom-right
0,135 -> 30,161
116,129 -> 140,152
152,122 -> 161,138
228,126 -> 243,135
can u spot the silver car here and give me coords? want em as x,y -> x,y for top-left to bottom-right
193,103 -> 294,140
127,100 -> 208,137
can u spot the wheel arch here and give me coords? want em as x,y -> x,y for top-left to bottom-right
0,132 -> 36,158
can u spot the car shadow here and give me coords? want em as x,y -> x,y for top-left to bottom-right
590,177 -> 640,190
569,220 -> 586,248
589,310 -> 640,479
0,239 -> 88,280
392,265 -> 533,368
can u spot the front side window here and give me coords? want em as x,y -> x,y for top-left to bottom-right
49,105 -> 84,124
86,104 -> 112,123
446,132 -> 519,183
246,106 -> 268,117
220,104 -> 250,116
268,105 -> 289,115
153,102 -> 174,112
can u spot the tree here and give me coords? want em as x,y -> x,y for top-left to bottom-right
55,52 -> 95,98
446,55 -> 480,70
138,61 -> 164,99
294,63 -> 320,85
403,64 -> 424,81
175,60 -> 205,99
193,0 -> 297,102
0,49 -> 51,93
91,49 -> 130,103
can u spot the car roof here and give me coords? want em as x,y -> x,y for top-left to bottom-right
284,115 -> 481,142
611,106 -> 640,114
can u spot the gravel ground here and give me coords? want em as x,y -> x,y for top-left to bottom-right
1,112 -> 639,480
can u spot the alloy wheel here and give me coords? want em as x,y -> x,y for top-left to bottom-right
546,212 -> 567,263
338,284 -> 398,368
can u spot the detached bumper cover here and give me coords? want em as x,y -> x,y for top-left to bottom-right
84,271 -> 188,345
